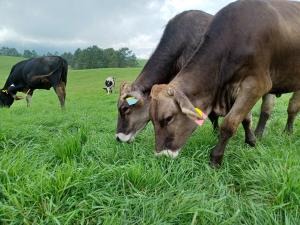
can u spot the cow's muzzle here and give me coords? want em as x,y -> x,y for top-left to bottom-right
115,133 -> 135,143
155,149 -> 180,158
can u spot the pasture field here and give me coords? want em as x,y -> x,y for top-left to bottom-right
0,55 -> 300,224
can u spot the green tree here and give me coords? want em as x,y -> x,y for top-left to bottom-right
0,47 -> 21,56
61,52 -> 74,65
23,49 -> 38,58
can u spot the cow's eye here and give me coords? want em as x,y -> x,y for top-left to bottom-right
121,106 -> 130,115
165,116 -> 174,125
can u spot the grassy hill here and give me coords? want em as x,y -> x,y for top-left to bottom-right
0,56 -> 299,224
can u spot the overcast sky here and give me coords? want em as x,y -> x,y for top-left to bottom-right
0,0 -> 249,58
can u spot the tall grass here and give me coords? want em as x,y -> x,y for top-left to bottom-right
0,56 -> 299,224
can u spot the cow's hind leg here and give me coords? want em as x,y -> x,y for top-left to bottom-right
242,112 -> 256,147
210,75 -> 271,167
284,91 -> 300,134
54,82 -> 66,109
255,94 -> 275,137
26,89 -> 34,107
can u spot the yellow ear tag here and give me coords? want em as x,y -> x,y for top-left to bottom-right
194,107 -> 208,126
194,108 -> 203,117
1,90 -> 8,94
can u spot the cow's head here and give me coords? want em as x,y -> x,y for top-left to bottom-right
116,81 -> 150,142
0,89 -> 14,107
150,85 -> 207,158
0,89 -> 24,108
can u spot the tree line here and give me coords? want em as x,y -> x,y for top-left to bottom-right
0,46 -> 139,69
0,47 -> 39,58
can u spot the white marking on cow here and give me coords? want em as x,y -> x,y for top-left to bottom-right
104,77 -> 115,94
116,133 -> 134,142
155,149 -> 180,158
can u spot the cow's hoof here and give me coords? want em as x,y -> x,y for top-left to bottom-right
254,129 -> 264,138
283,128 -> 293,135
209,153 -> 223,169
245,137 -> 256,147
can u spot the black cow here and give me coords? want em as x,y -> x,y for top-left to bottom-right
0,56 -> 68,108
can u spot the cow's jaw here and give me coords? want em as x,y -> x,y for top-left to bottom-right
155,149 -> 180,158
116,133 -> 134,142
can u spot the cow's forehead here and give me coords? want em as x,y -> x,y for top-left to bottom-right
153,95 -> 176,117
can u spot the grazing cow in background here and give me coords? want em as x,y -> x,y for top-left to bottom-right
150,0 -> 300,167
0,56 -> 68,108
104,76 -> 115,94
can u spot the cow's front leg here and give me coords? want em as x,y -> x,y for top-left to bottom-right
255,94 -> 275,137
26,89 -> 34,107
242,112 -> 256,147
284,91 -> 300,134
210,76 -> 271,167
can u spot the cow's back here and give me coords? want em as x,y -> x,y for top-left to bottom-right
133,10 -> 213,91
23,57 -> 62,77
192,0 -> 300,90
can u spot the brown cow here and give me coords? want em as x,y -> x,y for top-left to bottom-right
150,0 -> 300,167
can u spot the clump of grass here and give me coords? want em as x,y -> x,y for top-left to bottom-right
52,129 -> 88,162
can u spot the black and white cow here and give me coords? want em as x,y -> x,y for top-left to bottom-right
103,76 -> 115,94
0,56 -> 68,108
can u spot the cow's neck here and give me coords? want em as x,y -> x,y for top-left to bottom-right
172,52 -> 219,116
132,48 -> 181,94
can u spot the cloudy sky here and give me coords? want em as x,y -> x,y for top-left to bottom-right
0,0 -> 238,58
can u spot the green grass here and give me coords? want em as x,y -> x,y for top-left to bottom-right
0,56 -> 300,224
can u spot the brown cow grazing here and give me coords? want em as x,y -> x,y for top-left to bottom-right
150,0 -> 300,167
116,10 -> 213,142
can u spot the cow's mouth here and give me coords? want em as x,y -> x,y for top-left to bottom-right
155,149 -> 180,158
115,133 -> 135,143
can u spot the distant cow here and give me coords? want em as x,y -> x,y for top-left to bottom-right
104,77 -> 115,94
0,56 -> 68,108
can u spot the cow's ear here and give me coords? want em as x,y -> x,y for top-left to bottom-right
120,81 -> 131,95
150,84 -> 168,99
172,87 -> 206,122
